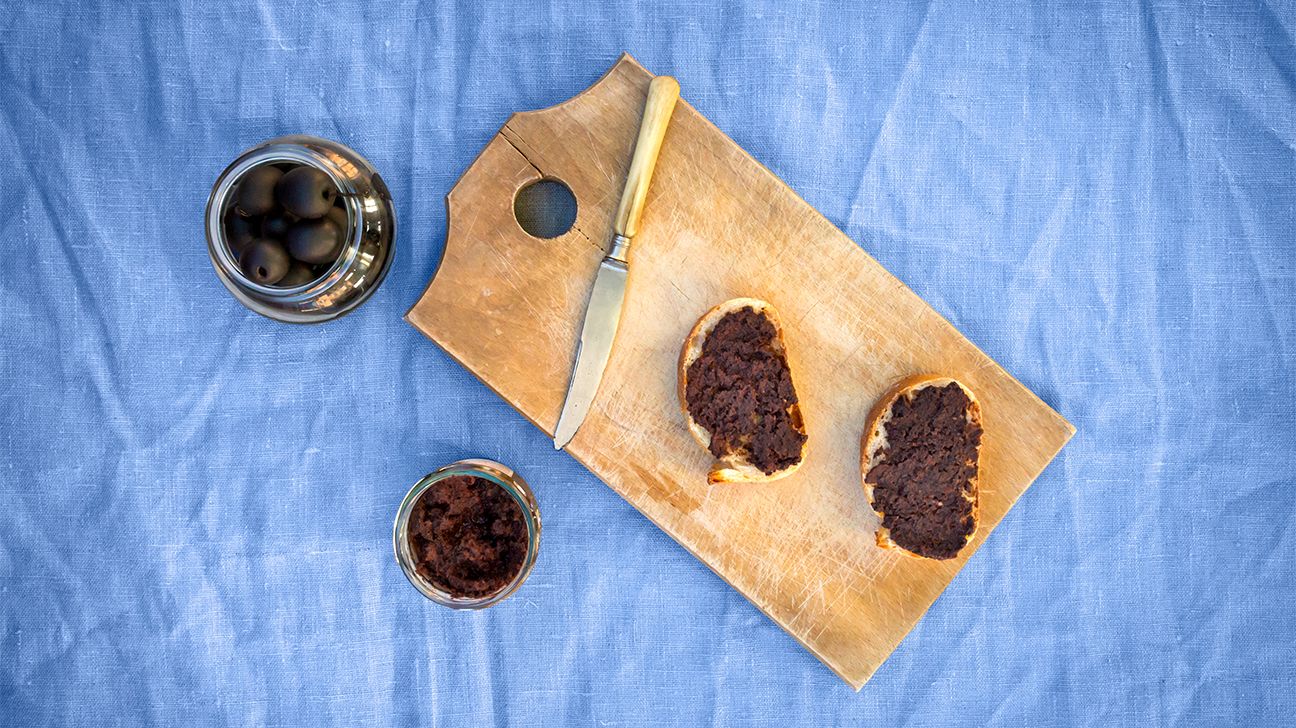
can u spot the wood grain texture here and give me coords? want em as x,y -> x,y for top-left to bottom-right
407,54 -> 1075,689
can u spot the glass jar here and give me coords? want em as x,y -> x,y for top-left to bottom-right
205,135 -> 396,323
393,459 -> 542,609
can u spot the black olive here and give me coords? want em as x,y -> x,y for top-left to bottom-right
223,208 -> 259,253
326,204 -> 349,236
274,261 -> 318,288
239,239 -> 290,285
261,208 -> 298,239
235,165 -> 284,216
286,217 -> 343,264
276,166 -> 337,219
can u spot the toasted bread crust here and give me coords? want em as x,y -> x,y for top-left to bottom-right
679,298 -> 807,483
861,375 -> 982,558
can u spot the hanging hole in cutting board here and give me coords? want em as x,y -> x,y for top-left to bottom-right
514,178 -> 577,239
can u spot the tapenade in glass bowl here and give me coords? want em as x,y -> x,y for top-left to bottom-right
393,459 -> 541,609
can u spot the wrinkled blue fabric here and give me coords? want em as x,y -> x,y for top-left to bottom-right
1,1 -> 1293,725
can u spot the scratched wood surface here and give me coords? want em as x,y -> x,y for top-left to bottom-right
407,54 -> 1075,689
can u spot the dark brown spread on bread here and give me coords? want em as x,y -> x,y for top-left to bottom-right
866,383 -> 982,560
408,475 -> 528,598
684,306 -> 806,475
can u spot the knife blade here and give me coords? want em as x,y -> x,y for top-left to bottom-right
553,75 -> 680,449
552,257 -> 627,448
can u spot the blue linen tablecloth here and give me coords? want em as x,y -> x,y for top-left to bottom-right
2,1 -> 1293,725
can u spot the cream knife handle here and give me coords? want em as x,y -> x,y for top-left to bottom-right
612,75 -> 680,242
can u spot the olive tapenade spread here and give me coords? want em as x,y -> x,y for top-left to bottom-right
684,306 -> 806,475
867,383 -> 982,560
407,475 -> 528,598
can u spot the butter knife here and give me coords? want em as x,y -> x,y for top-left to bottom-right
553,75 -> 680,449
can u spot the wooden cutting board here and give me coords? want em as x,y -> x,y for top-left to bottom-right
407,54 -> 1074,689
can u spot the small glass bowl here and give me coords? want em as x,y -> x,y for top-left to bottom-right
205,135 -> 396,323
393,459 -> 542,609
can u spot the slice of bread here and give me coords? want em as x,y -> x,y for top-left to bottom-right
861,375 -> 983,560
679,298 -> 808,484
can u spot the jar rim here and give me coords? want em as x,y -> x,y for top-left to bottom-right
393,459 -> 542,609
